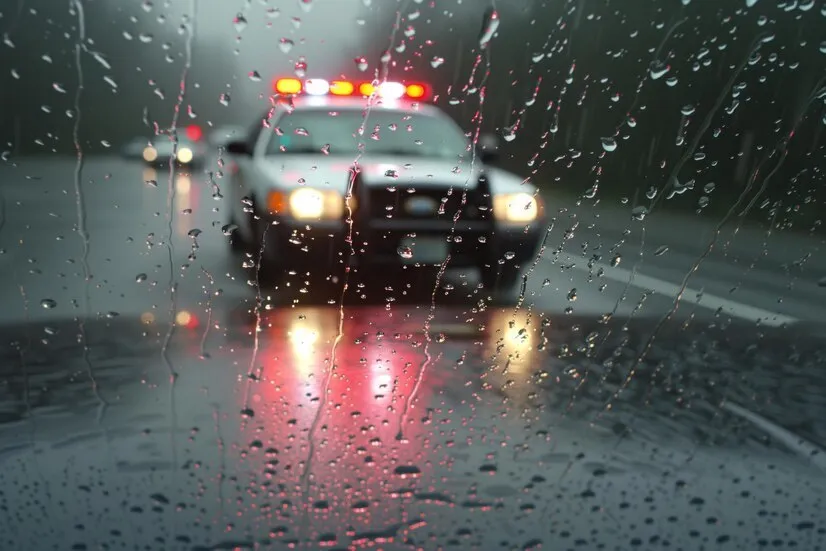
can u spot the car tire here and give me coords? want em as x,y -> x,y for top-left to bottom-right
480,262 -> 524,302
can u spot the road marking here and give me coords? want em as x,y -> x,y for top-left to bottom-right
722,401 -> 826,471
567,260 -> 798,327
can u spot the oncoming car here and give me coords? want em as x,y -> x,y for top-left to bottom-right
225,77 -> 547,297
120,124 -> 208,168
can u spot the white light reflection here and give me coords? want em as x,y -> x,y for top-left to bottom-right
175,174 -> 192,237
288,316 -> 321,376
485,309 -> 540,401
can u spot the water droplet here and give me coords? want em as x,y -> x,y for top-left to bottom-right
610,254 -> 621,267
504,251 -> 516,260
384,169 -> 399,178
249,70 -> 261,82
354,56 -> 368,71
746,0 -> 759,7
233,13 -> 248,33
397,246 -> 413,259
631,205 -> 648,221
645,187 -> 657,200
219,93 -> 231,106
40,299 -> 57,309
294,58 -> 307,78
479,8 -> 500,49
241,407 -> 255,419
267,7 -> 280,18
145,179 -> 158,187
222,224 -> 238,236
703,182 -> 716,193
136,273 -> 147,283
567,288 -> 578,301
431,56 -> 445,68
820,41 -> 826,54
139,33 -> 153,43
394,465 -> 422,478
648,60 -> 670,80
680,104 -> 696,116
188,228 -> 202,238
279,38 -> 294,53
600,137 -> 617,152
654,245 -> 669,256
666,76 -> 679,87
141,0 -> 153,11
53,83 -> 67,94
298,0 -> 313,12
106,311 -> 119,318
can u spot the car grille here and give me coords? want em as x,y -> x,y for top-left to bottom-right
366,185 -> 486,222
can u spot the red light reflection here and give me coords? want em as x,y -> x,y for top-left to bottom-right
224,305 -> 543,543
186,124 -> 203,142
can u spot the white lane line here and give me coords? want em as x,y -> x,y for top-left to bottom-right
567,260 -> 798,327
722,401 -> 826,471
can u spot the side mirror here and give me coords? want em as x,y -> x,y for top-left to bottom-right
477,133 -> 500,163
226,140 -> 250,156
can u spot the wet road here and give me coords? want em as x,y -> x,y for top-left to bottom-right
0,156 -> 825,549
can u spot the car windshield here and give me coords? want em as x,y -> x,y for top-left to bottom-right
264,108 -> 470,158
3,1 -> 826,549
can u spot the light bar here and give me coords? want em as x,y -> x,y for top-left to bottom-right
304,78 -> 330,96
272,78 -> 430,101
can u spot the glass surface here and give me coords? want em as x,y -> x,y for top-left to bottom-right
1,1 -> 824,549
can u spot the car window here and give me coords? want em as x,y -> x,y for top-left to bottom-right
2,1 -> 825,550
264,108 -> 469,158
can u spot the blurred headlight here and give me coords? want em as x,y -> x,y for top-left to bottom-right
287,188 -> 345,220
177,147 -> 194,164
142,146 -> 158,162
493,192 -> 539,223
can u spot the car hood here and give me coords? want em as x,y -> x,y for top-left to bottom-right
257,155 -> 536,196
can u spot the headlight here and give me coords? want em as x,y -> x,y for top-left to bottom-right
268,188 -> 345,220
176,147 -> 194,164
493,192 -> 539,223
142,146 -> 158,162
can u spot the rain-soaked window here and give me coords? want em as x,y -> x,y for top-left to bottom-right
1,0 -> 825,549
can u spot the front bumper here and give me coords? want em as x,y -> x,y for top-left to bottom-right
255,213 -> 546,272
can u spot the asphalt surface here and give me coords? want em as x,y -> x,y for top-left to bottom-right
0,156 -> 825,549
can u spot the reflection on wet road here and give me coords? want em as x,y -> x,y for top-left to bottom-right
0,158 -> 825,549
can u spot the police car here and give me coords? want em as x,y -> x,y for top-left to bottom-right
224,77 -> 546,297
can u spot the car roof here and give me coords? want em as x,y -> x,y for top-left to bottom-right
284,95 -> 447,118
